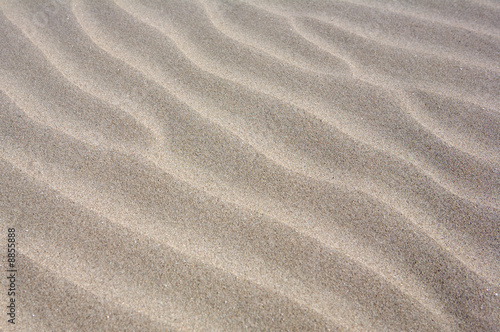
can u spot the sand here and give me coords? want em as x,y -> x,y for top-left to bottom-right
0,0 -> 499,331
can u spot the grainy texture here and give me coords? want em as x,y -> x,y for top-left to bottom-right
0,0 -> 499,331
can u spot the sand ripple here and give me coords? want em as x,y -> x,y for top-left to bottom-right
0,0 -> 499,331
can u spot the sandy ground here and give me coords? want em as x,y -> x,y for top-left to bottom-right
0,0 -> 499,331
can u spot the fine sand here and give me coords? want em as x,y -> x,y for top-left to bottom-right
1,0 -> 499,331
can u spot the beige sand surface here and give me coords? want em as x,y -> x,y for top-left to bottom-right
0,0 -> 499,330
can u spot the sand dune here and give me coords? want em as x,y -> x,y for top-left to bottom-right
0,0 -> 499,331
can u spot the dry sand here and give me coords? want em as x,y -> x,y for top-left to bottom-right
0,0 -> 499,331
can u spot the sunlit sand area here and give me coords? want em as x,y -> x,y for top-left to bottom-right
0,0 -> 499,330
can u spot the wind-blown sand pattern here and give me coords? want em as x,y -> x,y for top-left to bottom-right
0,0 -> 499,330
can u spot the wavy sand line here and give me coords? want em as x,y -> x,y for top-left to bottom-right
0,85 -> 496,330
2,0 -> 496,288
1,0 -> 499,330
214,0 -> 500,73
0,94 -> 461,329
73,0 -> 495,210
